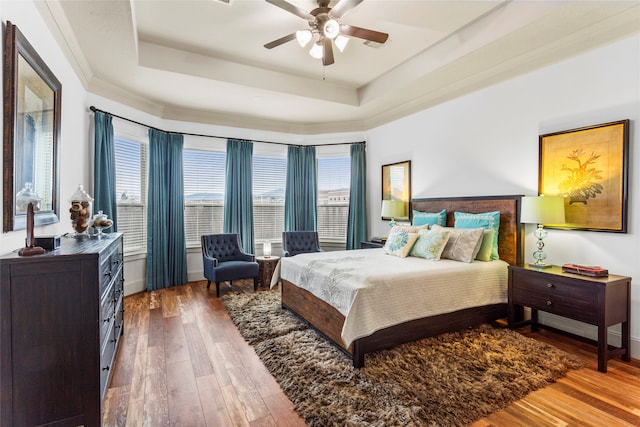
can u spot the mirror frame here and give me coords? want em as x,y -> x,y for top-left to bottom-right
3,21 -> 61,232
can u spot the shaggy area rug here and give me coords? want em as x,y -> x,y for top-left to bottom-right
222,289 -> 584,427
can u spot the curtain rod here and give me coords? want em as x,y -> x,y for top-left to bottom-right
89,106 -> 365,147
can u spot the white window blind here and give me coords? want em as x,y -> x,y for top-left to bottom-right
183,148 -> 226,247
253,155 -> 286,242
114,137 -> 147,253
317,156 -> 350,241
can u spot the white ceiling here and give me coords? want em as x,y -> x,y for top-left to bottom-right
36,0 -> 640,134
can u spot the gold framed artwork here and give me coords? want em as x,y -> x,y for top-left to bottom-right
539,119 -> 629,232
381,160 -> 411,221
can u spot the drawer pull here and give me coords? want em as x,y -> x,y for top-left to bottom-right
103,317 -> 111,323
546,300 -> 552,306
102,365 -> 110,371
546,283 -> 554,288
104,271 -> 112,278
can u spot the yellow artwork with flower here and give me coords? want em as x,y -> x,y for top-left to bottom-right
539,120 -> 629,232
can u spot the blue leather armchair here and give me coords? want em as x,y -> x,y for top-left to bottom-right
282,231 -> 323,257
201,233 -> 259,297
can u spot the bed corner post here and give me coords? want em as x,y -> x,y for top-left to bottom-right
352,342 -> 365,368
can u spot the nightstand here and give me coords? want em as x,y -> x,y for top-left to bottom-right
508,265 -> 631,372
360,241 -> 384,249
256,256 -> 280,288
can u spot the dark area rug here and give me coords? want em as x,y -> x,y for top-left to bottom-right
222,289 -> 584,427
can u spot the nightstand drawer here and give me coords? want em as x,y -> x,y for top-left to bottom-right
511,270 -> 596,301
511,286 -> 596,323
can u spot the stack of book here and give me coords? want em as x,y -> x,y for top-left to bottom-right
562,264 -> 609,277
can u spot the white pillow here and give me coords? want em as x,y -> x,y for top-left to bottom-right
431,225 -> 484,263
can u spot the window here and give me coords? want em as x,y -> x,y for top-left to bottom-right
317,155 -> 350,241
183,148 -> 226,247
253,155 -> 286,242
114,137 -> 147,253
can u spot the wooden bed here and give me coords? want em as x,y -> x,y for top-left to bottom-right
281,195 -> 524,368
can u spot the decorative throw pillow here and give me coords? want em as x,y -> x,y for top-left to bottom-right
412,209 -> 446,227
410,228 -> 450,260
389,224 -> 428,235
454,211 -> 500,260
474,229 -> 495,261
431,225 -> 484,263
384,230 -> 419,258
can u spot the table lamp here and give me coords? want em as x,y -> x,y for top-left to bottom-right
263,241 -> 272,258
520,195 -> 565,268
381,200 -> 404,228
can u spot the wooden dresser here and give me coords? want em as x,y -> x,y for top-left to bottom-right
0,233 -> 124,426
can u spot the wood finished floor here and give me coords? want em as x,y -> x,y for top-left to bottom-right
103,280 -> 640,426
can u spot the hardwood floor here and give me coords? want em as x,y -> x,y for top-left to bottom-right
103,280 -> 640,426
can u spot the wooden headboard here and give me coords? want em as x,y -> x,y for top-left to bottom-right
411,195 -> 524,266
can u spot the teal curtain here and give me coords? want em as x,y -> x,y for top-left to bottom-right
146,128 -> 188,291
223,139 -> 255,253
284,145 -> 317,231
93,111 -> 117,232
346,143 -> 367,249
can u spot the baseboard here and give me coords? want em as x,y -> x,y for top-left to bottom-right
124,278 -> 146,296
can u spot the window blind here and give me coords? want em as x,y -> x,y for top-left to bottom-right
317,156 -> 350,241
253,155 -> 287,242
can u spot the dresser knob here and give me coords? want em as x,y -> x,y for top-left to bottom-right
546,300 -> 552,306
103,317 -> 111,323
546,283 -> 554,288
102,365 -> 110,371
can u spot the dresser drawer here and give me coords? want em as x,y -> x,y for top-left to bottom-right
99,282 -> 116,345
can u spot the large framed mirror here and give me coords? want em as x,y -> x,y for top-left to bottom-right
3,21 -> 61,232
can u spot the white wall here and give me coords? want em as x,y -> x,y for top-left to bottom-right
2,1 -> 638,356
367,34 -> 640,356
1,1 -> 91,253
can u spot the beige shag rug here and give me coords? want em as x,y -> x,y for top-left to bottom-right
222,289 -> 584,427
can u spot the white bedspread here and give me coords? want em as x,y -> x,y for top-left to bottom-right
280,249 -> 508,347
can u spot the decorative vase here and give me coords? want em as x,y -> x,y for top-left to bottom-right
69,185 -> 93,236
90,210 -> 113,239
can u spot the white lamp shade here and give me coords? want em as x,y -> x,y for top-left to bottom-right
334,35 -> 349,52
520,196 -> 566,225
309,42 -> 323,59
381,200 -> 404,218
296,30 -> 312,47
263,241 -> 272,257
323,19 -> 340,39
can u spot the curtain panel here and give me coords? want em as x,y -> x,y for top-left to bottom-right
346,142 -> 367,249
223,139 -> 255,253
93,111 -> 117,232
284,145 -> 317,231
146,129 -> 188,290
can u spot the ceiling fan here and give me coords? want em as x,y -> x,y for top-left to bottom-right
264,0 -> 389,66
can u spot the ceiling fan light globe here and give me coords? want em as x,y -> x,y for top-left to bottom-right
323,19 -> 340,39
335,35 -> 349,52
295,29 -> 312,47
309,42 -> 324,59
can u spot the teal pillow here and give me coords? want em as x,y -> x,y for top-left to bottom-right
410,228 -> 450,260
412,209 -> 446,227
454,211 -> 500,260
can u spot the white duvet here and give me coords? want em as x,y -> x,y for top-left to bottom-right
280,248 -> 508,347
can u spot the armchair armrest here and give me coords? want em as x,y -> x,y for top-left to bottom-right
202,253 -> 219,268
236,251 -> 255,262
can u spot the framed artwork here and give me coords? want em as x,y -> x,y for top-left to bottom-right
539,119 -> 629,232
381,160 -> 411,221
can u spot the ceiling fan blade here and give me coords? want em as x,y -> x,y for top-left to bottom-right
340,24 -> 388,44
265,0 -> 313,20
264,33 -> 297,49
322,37 -> 334,66
330,0 -> 364,19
